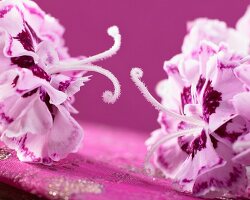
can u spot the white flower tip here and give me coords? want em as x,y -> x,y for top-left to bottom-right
102,90 -> 120,104
107,25 -> 120,36
130,67 -> 143,79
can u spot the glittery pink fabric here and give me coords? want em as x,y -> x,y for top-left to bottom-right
0,123 -> 202,200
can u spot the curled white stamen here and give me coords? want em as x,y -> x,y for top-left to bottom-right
130,68 -> 204,126
145,128 -> 202,175
48,64 -> 120,104
60,26 -> 121,66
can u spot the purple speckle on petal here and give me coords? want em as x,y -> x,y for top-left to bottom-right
0,112 -> 13,124
0,5 -> 13,18
193,165 -> 246,194
30,65 -> 51,81
42,157 -> 52,164
202,80 -> 222,123
11,56 -> 51,81
191,130 -> 207,158
15,134 -> 42,163
178,130 -> 207,158
181,86 -> 192,109
23,3 -> 44,19
199,44 -> 216,55
14,26 -> 34,52
182,179 -> 192,183
7,36 -> 13,56
227,167 -> 244,187
22,88 -> 38,98
210,135 -> 218,149
58,80 -> 71,92
11,76 -> 19,87
157,150 -> 169,168
218,62 -> 237,69
40,89 -> 56,119
177,121 -> 187,130
11,56 -> 35,68
214,119 -> 247,143
25,22 -> 42,44
196,76 -> 206,94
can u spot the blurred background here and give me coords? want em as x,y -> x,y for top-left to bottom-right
34,0 -> 250,132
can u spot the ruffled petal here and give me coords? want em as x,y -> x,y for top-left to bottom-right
193,162 -> 247,197
146,129 -> 188,179
234,64 -> 250,88
182,18 -> 249,55
182,18 -> 229,54
2,93 -> 52,138
214,116 -> 250,145
21,0 -> 69,59
0,1 -> 38,57
174,131 -> 223,192
1,133 -> 52,164
16,68 -> 67,105
233,133 -> 250,165
1,99 -> 82,164
50,74 -> 91,97
198,44 -> 244,131
0,0 -> 68,64
48,105 -> 83,161
36,41 -> 59,69
233,92 -> 250,121
236,5 -> 250,52
193,140 -> 248,197
1,95 -> 53,164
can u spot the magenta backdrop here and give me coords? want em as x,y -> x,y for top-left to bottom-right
34,0 -> 250,132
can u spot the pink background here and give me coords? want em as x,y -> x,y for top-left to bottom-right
34,0 -> 250,132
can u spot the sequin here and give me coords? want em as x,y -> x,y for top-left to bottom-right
48,177 -> 103,200
0,148 -> 12,160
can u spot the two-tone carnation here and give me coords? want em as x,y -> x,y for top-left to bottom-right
131,7 -> 250,198
0,0 -> 121,164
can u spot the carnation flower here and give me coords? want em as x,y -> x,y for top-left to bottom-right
182,18 -> 250,56
131,9 -> 250,198
236,5 -> 250,46
0,0 -> 121,164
